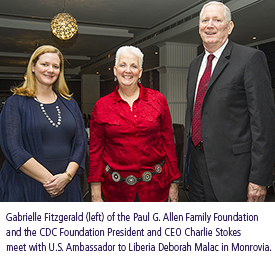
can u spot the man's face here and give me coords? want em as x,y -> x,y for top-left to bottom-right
199,4 -> 234,52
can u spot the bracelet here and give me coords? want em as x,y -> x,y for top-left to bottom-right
64,170 -> 73,182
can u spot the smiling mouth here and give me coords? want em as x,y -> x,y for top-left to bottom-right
205,32 -> 216,35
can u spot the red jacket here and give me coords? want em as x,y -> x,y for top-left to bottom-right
88,85 -> 180,202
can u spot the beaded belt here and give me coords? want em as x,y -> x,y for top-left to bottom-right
105,159 -> 165,186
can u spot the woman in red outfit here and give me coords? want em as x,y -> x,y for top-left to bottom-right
88,46 -> 180,202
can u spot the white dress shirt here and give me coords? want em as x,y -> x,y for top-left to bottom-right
194,39 -> 229,100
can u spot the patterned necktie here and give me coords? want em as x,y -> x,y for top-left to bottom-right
192,54 -> 215,147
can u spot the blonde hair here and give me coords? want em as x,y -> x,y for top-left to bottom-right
12,45 -> 72,99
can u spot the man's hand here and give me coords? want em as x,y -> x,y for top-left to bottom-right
247,182 -> 266,202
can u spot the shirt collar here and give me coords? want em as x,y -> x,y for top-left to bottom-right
112,84 -> 148,103
205,38 -> 228,60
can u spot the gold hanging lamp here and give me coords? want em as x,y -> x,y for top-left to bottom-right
50,0 -> 78,40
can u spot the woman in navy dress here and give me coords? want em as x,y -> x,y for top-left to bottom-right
0,45 -> 87,201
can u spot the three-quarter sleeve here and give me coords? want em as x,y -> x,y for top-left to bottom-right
69,98 -> 87,175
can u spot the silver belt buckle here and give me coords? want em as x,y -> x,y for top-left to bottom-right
142,171 -> 152,182
111,171 -> 121,182
125,175 -> 137,185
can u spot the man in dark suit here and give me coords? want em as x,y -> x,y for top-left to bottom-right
184,1 -> 275,201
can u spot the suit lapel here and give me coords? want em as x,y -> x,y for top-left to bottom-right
207,40 -> 233,91
189,53 -> 204,105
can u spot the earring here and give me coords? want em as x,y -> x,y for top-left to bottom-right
114,76 -> 117,82
32,70 -> 34,74
138,78 -> 141,84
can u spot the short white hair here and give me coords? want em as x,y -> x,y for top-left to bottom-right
200,1 -> 232,24
115,46 -> 144,68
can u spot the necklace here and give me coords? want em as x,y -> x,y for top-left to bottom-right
35,97 -> 62,128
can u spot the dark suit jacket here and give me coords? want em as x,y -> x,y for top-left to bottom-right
184,40 -> 275,201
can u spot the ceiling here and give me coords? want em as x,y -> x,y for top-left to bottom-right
0,0 -> 274,82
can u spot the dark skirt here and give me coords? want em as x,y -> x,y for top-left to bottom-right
42,157 -> 83,202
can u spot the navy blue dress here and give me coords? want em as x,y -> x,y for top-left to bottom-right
36,97 -> 79,201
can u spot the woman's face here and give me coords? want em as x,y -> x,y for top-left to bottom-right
32,52 -> 60,88
114,52 -> 143,88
